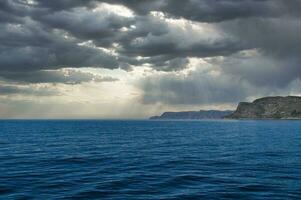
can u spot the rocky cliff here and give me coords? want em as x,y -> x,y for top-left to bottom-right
150,110 -> 233,120
227,96 -> 301,119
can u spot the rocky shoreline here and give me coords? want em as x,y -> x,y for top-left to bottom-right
150,96 -> 301,120
226,96 -> 301,119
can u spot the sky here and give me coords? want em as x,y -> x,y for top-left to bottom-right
0,0 -> 301,119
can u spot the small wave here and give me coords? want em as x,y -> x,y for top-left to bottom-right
0,186 -> 14,195
66,190 -> 110,199
238,184 -> 276,192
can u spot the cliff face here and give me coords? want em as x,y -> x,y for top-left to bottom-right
150,110 -> 233,120
227,96 -> 301,119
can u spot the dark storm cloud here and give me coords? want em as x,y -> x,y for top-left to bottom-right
120,33 -> 244,58
104,0 -> 301,21
0,69 -> 118,84
0,19 -> 118,72
36,6 -> 135,47
211,17 -> 301,89
0,0 -> 28,22
35,0 -> 94,11
220,17 -> 301,58
0,0 -> 120,83
0,0 -> 247,79
1,0 -> 301,102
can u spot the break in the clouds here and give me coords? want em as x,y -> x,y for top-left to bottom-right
0,0 -> 301,118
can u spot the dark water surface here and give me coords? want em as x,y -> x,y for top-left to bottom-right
0,120 -> 301,199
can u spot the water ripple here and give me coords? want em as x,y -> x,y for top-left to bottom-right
0,120 -> 301,199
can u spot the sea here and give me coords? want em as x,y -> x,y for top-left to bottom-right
0,120 -> 301,199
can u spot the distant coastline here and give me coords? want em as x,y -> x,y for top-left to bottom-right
150,110 -> 233,120
150,96 -> 301,120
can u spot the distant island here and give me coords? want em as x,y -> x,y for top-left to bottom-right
150,96 -> 301,120
150,110 -> 233,120
226,96 -> 301,119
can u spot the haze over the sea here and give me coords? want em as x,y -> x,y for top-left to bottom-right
1,0 -> 301,119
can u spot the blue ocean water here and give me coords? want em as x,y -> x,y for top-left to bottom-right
0,120 -> 301,199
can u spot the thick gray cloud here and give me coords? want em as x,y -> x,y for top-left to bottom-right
0,19 -> 118,72
0,69 -> 118,84
37,6 -> 135,47
0,0 -> 250,74
103,0 -> 301,21
0,0 -> 301,105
